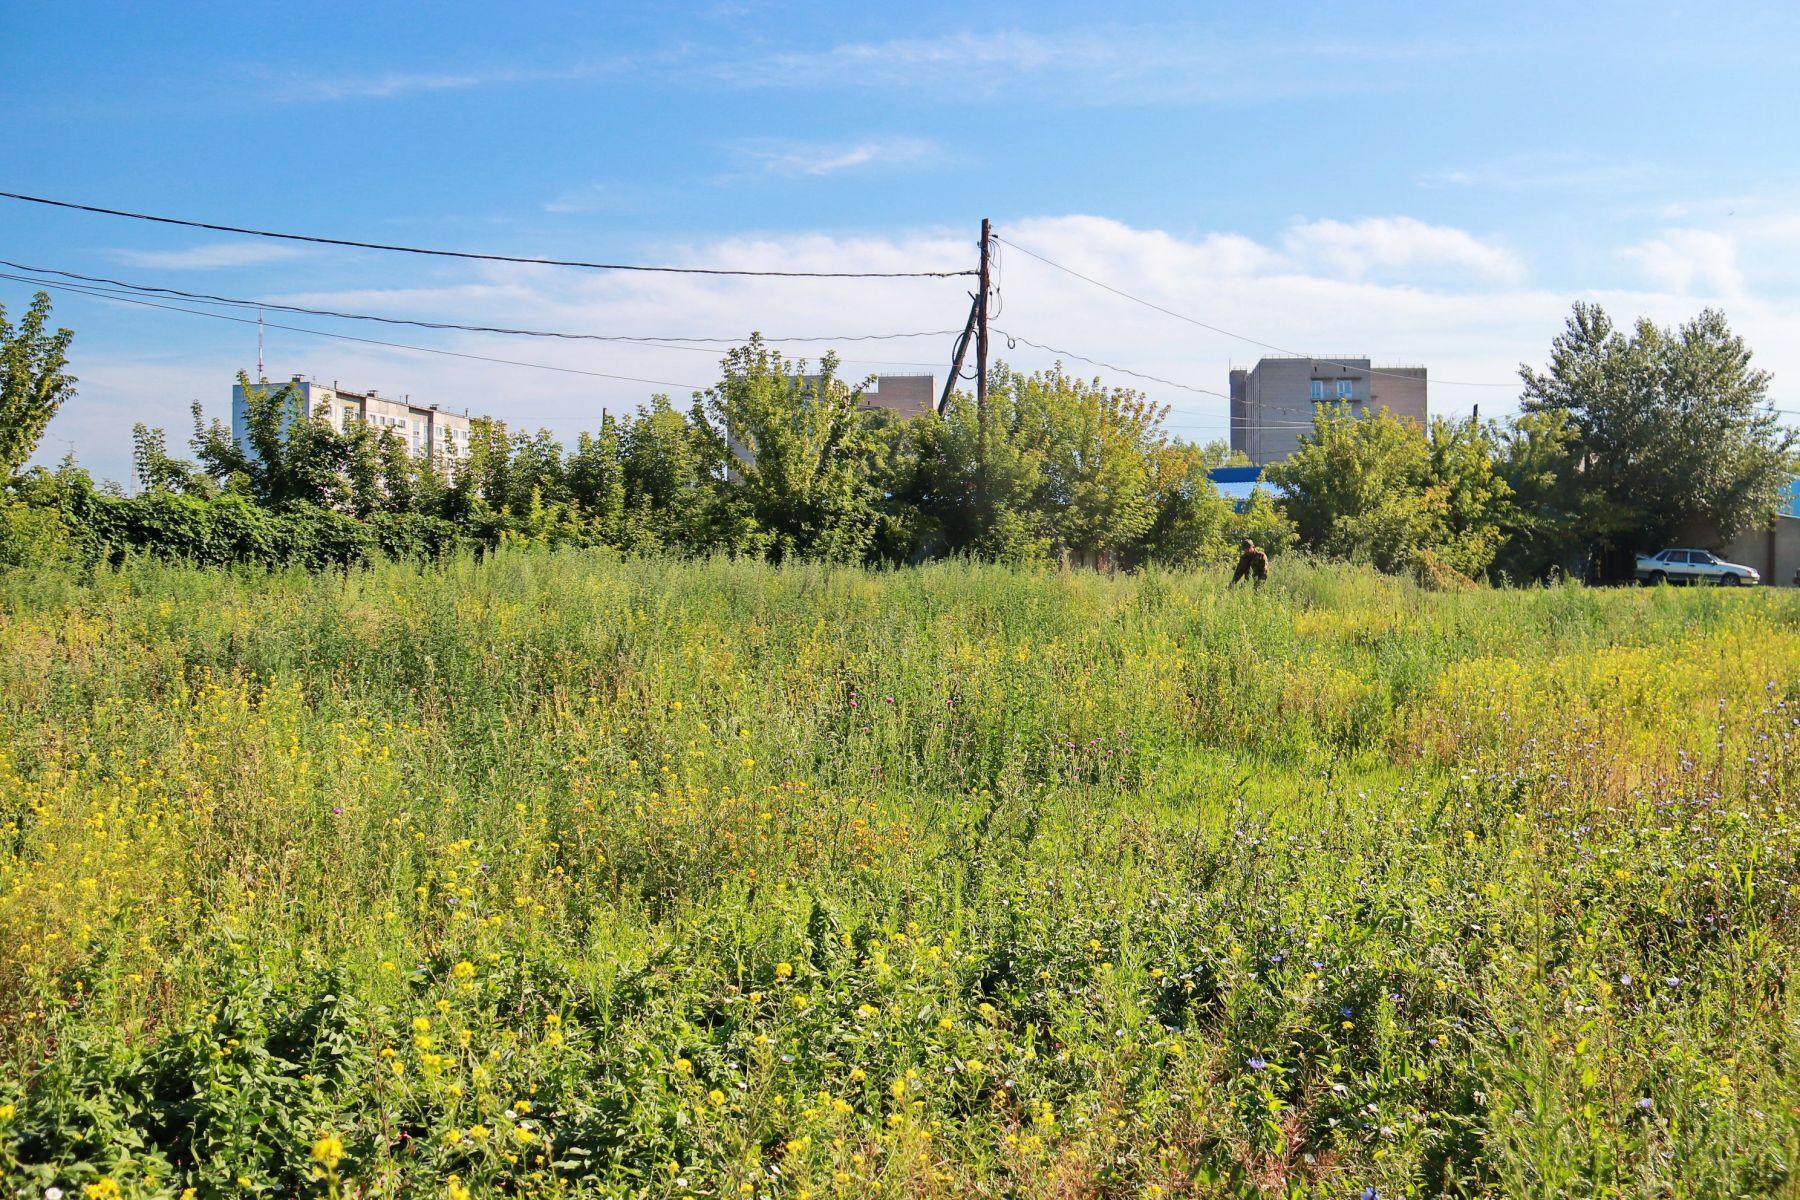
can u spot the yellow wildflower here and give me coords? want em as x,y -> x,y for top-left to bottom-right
310,1132 -> 345,1169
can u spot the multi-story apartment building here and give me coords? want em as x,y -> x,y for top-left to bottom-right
230,375 -> 474,462
1228,357 -> 1428,465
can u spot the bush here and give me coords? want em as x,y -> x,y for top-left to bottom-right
0,496 -> 70,567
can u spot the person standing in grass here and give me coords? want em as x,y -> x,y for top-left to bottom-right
1231,538 -> 1269,588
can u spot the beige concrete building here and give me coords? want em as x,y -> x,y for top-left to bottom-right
788,373 -> 938,419
857,373 -> 936,419
231,375 -> 474,463
1229,357 -> 1428,465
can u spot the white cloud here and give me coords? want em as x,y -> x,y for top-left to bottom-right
1620,228 -> 1745,297
40,213 -> 1800,483
727,137 -> 941,177
1282,217 -> 1523,283
113,242 -> 308,270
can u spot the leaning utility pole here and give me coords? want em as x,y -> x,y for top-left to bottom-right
938,303 -> 976,415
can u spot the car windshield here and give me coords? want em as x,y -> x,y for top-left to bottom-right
1695,552 -> 1720,564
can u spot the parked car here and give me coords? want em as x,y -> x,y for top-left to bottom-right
1634,548 -> 1760,586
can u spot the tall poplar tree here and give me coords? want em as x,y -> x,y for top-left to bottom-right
0,293 -> 76,481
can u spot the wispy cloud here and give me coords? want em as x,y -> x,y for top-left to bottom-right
242,24 -> 1483,107
113,242 -> 308,269
1414,154 -> 1654,192
727,136 -> 941,178
705,26 -> 1488,104
243,57 -> 631,102
543,182 -> 663,215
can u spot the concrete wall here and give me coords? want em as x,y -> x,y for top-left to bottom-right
860,373 -> 936,419
1228,357 -> 1428,465
1681,515 -> 1800,585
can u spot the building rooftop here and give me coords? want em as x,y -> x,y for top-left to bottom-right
1236,356 -> 1428,371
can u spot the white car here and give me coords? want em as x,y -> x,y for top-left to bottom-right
1634,548 -> 1760,586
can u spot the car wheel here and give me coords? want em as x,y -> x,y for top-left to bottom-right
1724,573 -> 1741,586
1647,570 -> 1666,586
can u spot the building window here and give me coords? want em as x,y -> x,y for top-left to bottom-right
1337,380 -> 1353,399
1310,380 -> 1324,401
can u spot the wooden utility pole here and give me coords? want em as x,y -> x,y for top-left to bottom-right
938,219 -> 993,417
976,218 -> 991,422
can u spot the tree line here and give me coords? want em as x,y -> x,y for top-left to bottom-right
1,293 -> 1790,583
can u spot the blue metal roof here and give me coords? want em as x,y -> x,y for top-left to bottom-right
1208,466 -> 1265,484
1208,465 -> 1281,510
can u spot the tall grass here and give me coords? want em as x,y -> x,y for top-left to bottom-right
2,552 -> 1799,1197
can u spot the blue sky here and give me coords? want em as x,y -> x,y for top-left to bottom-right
5,0 -> 1800,480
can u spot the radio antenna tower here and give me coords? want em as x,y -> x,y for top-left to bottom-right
257,309 -> 265,380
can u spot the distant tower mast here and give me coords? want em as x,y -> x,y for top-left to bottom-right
257,309 -> 265,380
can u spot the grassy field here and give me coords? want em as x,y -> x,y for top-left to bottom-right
3,554 -> 1800,1199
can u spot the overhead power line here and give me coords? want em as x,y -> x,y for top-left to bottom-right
0,190 -> 977,279
0,259 -> 957,359
993,233 -> 1518,390
991,328 -> 1229,399
1,272 -> 712,391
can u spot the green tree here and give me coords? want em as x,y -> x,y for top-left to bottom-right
1520,303 -> 1792,578
568,414 -> 628,546
131,423 -> 214,496
1424,416 -> 1517,579
1133,440 -> 1238,567
910,375 -> 1051,563
1267,406 -> 1511,579
0,293 -> 76,482
193,376 -> 355,510
1030,369 -> 1162,568
1491,408 -> 1597,582
508,427 -> 569,509
1267,406 -> 1436,572
1231,485 -> 1298,559
694,338 -> 879,562
917,366 -> 1182,568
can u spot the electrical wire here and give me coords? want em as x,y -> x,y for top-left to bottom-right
4,273 -> 713,390
0,262 -> 952,368
0,190 -> 978,279
992,233 -> 1519,389
991,328 -> 1230,398
986,234 -> 1003,322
